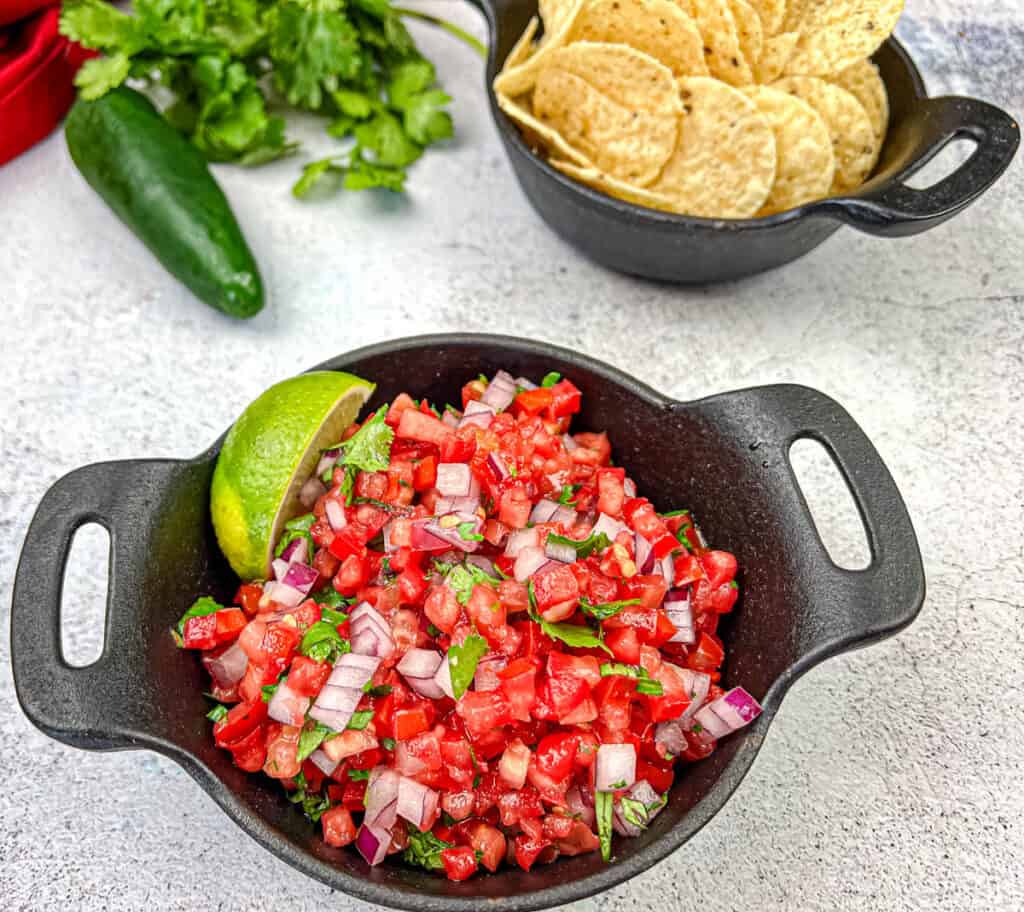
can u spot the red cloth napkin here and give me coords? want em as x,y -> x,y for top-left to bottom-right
0,2 -> 93,166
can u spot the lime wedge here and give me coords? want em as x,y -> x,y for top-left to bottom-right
210,371 -> 375,580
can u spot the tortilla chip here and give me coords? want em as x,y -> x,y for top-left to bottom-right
780,0 -> 808,32
783,0 -> 904,76
549,158 -> 678,210
772,75 -> 877,191
493,0 -> 586,97
504,16 -> 539,70
495,91 -> 592,168
570,0 -> 709,78
649,76 -> 776,217
687,0 -> 754,86
533,43 -> 681,185
743,85 -> 834,213
753,31 -> 799,82
831,58 -> 889,140
728,0 -> 764,67
747,0 -> 786,36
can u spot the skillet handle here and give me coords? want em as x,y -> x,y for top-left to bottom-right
826,95 -> 1019,237
741,386 -> 925,665
11,459 -> 186,750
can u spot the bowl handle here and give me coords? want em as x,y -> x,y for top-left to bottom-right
11,459 -> 187,750
715,386 -> 926,667
826,95 -> 1019,237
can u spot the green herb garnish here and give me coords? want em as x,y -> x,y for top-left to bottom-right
173,596 -> 223,643
595,790 -> 614,861
300,620 -> 350,663
348,768 -> 371,781
447,633 -> 488,699
206,704 -> 229,723
528,581 -> 612,655
546,531 -> 611,559
541,372 -> 561,388
275,512 -> 316,559
297,721 -> 335,763
580,597 -> 641,621
346,709 -> 374,730
456,521 -> 484,542
403,827 -> 453,871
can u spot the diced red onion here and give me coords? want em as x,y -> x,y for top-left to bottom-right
355,825 -> 390,866
459,400 -> 495,430
424,513 -> 483,553
658,553 -> 675,587
595,743 -> 637,792
562,433 -> 578,452
665,589 -> 695,644
466,554 -> 497,576
267,679 -> 312,726
654,720 -> 686,759
481,369 -> 517,411
636,534 -> 654,574
364,768 -> 401,829
514,545 -> 549,582
566,784 -> 596,828
300,476 -> 327,510
545,539 -> 577,564
203,641 -> 249,687
676,666 -> 711,724
703,687 -> 763,733
331,651 -> 382,676
529,499 -> 560,524
693,706 -> 732,741
436,463 -> 473,497
283,561 -> 318,594
441,409 -> 461,429
397,777 -> 439,831
309,685 -> 362,731
272,558 -> 290,581
435,495 -> 481,516
623,478 -> 637,497
351,612 -> 395,658
279,536 -> 308,565
474,654 -> 507,692
515,376 -> 537,391
409,519 -> 452,552
325,499 -> 346,531
263,580 -> 305,608
487,451 -> 510,481
592,512 -> 627,542
316,448 -> 340,478
398,648 -> 443,681
550,505 -> 576,528
433,656 -> 455,699
505,527 -> 540,558
309,748 -> 339,776
613,779 -> 663,836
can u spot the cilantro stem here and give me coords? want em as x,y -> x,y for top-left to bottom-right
395,8 -> 487,59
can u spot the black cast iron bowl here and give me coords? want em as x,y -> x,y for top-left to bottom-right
12,334 -> 926,911
470,0 -> 1020,283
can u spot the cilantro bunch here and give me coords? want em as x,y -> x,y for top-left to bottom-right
60,0 -> 477,194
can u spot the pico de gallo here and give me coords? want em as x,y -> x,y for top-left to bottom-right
177,369 -> 762,880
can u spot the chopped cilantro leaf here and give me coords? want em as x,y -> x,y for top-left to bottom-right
313,589 -> 353,611
595,789 -> 614,861
580,597 -> 641,621
364,683 -> 393,697
300,621 -> 350,663
206,704 -> 229,723
457,521 -> 484,542
546,531 -> 612,559
381,737 -> 396,751
403,827 -> 453,871
297,722 -> 335,763
447,633 -> 488,699
438,561 -> 502,605
348,768 -> 371,780
174,596 -> 223,640
346,710 -> 375,730
541,372 -> 561,387
339,409 -> 394,473
557,483 -> 582,505
528,581 -> 612,655
274,513 -> 316,559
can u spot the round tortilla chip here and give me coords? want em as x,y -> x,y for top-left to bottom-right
533,55 -> 680,186
743,85 -> 834,214
493,0 -> 586,97
783,0 -> 904,76
728,0 -> 764,68
753,31 -> 799,83
650,77 -> 776,218
570,0 -> 709,78
503,16 -> 540,70
540,0 -> 573,28
495,91 -> 592,168
685,0 -> 754,86
747,0 -> 786,36
772,75 -> 877,192
549,158 -> 678,210
831,58 -> 889,140
780,0 -> 808,32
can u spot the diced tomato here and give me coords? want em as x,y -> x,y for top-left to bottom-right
542,813 -> 575,841
224,724 -> 266,772
394,704 -> 432,741
593,676 -> 633,731
700,550 -> 737,589
513,833 -> 550,871
497,785 -> 545,826
532,564 -> 580,616
424,585 -> 461,634
534,731 -> 579,781
596,467 -> 626,517
498,484 -> 532,529
440,431 -> 476,463
543,672 -> 588,718
498,657 -> 538,722
457,691 -> 513,740
605,626 -> 641,664
397,565 -> 428,605
467,584 -> 506,630
413,453 -> 438,491
458,821 -> 506,872
321,805 -> 357,847
461,378 -> 486,408
341,778 -> 367,810
622,574 -> 669,612
237,661 -> 276,704
183,607 -> 246,650
398,408 -> 452,446
441,788 -> 476,821
441,846 -> 478,881
547,652 -> 601,688
291,599 -> 322,631
264,724 -> 302,780
498,579 -> 530,614
637,758 -> 675,794
546,379 -> 582,419
235,583 -> 264,617
513,387 -> 554,416
673,553 -> 704,587
213,700 -> 267,747
386,393 -> 417,427
709,581 -> 739,614
394,729 -> 443,776
573,432 -> 611,464
646,662 -> 692,722
332,551 -> 370,594
687,632 -> 725,672
323,728 -> 379,764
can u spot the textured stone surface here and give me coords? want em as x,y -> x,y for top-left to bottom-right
1,2 -> 1022,909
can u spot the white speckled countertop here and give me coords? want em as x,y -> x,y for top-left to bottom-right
1,1 -> 1022,908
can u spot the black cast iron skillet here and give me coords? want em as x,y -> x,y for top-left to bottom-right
468,0 -> 1020,282
12,334 -> 926,911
